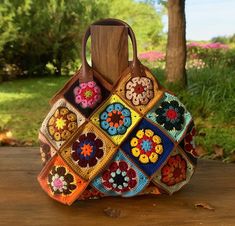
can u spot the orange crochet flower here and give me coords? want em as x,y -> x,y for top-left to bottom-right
71,132 -> 104,168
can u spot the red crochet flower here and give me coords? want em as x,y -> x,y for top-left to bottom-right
102,161 -> 137,193
125,77 -> 154,106
161,154 -> 187,186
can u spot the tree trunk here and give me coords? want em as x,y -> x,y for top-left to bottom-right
166,0 -> 187,87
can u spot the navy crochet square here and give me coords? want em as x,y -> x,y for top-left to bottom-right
121,118 -> 175,176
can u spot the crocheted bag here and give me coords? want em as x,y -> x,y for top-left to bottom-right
38,18 -> 198,205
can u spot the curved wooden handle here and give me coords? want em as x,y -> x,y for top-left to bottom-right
80,18 -> 142,83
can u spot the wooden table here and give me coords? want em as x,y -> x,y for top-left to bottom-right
0,147 -> 234,226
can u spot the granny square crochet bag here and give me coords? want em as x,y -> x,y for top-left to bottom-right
38,18 -> 198,205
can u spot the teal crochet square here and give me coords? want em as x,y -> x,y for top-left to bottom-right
146,92 -> 192,142
91,149 -> 149,197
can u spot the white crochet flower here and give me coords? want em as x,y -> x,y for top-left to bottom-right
125,77 -> 154,106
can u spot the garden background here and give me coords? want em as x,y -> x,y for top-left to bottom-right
0,0 -> 234,162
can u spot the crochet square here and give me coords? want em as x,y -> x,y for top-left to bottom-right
90,94 -> 141,145
40,98 -> 86,151
37,154 -> 88,205
59,122 -> 117,181
115,69 -> 163,115
91,149 -> 149,197
146,92 -> 192,142
121,118 -> 175,176
64,78 -> 110,118
152,147 -> 195,195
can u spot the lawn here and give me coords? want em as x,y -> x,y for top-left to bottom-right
0,76 -> 68,144
0,67 -> 234,159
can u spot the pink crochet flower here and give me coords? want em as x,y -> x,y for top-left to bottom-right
74,81 -> 102,109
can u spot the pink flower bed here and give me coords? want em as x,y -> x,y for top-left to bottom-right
138,42 -> 232,69
138,51 -> 165,62
187,42 -> 229,50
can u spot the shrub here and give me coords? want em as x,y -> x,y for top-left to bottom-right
0,0 -> 109,79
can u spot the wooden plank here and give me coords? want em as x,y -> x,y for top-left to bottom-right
91,25 -> 128,85
0,147 -> 235,226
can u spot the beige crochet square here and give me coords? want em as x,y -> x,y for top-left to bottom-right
114,69 -> 163,115
40,98 -> 86,151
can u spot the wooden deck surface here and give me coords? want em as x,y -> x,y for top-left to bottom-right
0,147 -> 235,226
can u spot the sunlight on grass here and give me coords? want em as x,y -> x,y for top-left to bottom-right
0,93 -> 34,103
0,76 -> 68,144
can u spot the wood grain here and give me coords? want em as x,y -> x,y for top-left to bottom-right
0,147 -> 235,226
91,25 -> 128,85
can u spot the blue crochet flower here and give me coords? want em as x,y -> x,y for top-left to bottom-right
99,102 -> 132,136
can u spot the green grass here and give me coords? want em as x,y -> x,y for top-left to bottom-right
0,76 -> 68,144
0,67 -> 235,158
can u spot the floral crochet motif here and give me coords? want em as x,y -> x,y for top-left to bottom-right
161,154 -> 187,186
102,161 -> 137,193
100,103 -> 132,136
155,100 -> 185,131
130,129 -> 163,164
47,107 -> 77,141
48,166 -> 76,195
125,77 -> 154,106
74,81 -> 102,108
71,132 -> 104,168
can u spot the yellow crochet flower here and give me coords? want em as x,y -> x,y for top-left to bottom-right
55,118 -> 66,130
47,107 -> 78,142
130,129 -> 163,164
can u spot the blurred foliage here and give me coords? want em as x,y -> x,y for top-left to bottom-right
0,0 -> 109,79
211,34 -> 235,45
108,0 -> 164,51
0,0 -> 164,80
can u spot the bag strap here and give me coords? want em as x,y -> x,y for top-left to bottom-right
79,18 -> 142,83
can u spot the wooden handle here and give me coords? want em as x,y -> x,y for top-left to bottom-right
80,18 -> 142,83
91,25 -> 128,84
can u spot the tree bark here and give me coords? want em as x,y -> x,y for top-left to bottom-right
166,0 -> 187,87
